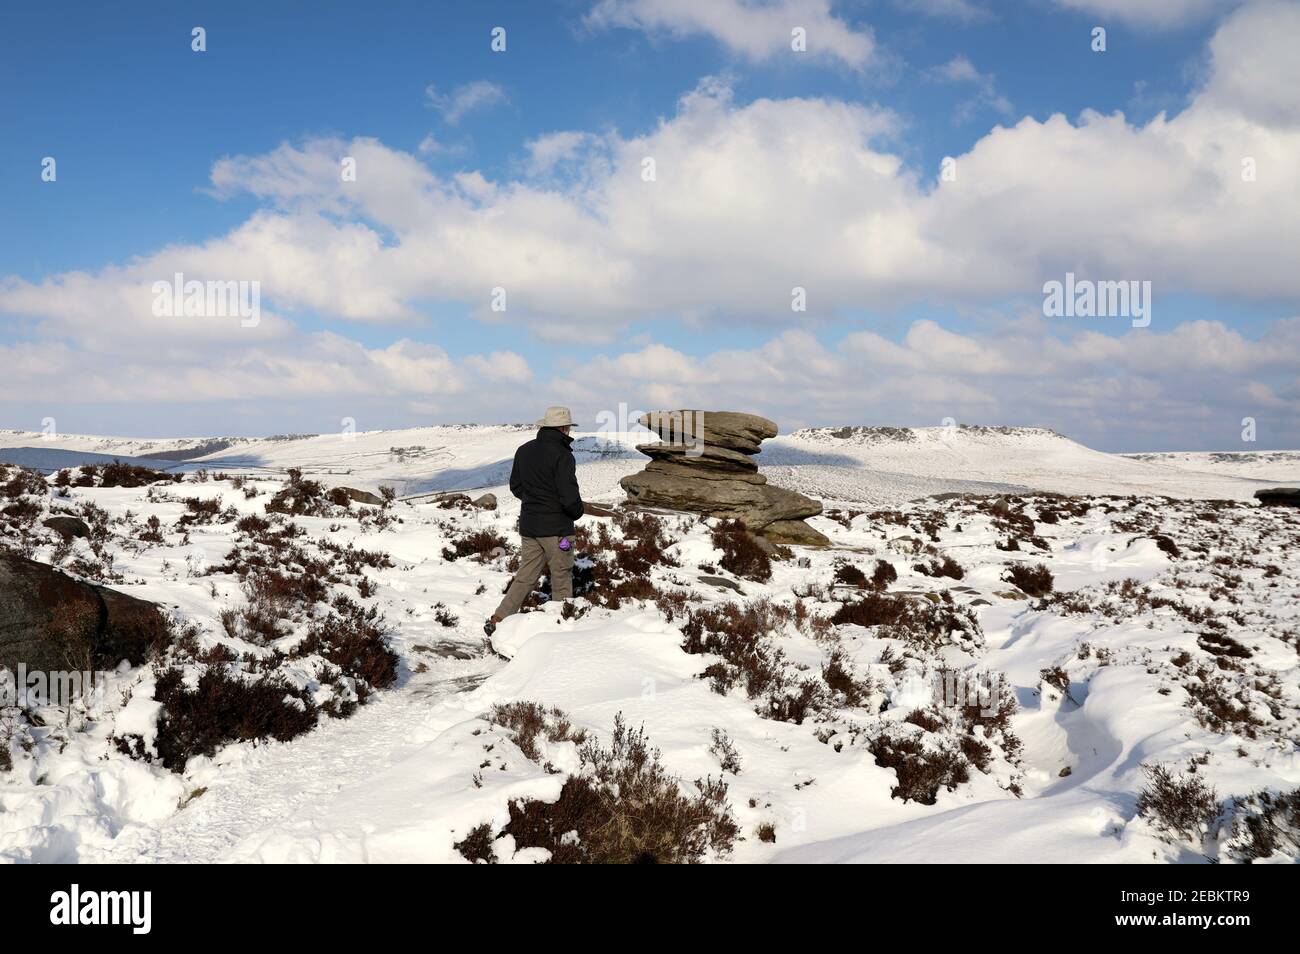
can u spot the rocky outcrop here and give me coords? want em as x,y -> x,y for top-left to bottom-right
761,519 -> 832,546
1255,487 -> 1300,507
620,410 -> 830,545
0,554 -> 170,673
42,515 -> 90,540
337,487 -> 385,506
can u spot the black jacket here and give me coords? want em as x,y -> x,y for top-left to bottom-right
510,427 -> 585,537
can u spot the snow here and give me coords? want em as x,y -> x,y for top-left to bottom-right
2,424 -> 1298,864
6,423 -> 1288,507
759,426 -> 1286,505
1121,449 -> 1300,484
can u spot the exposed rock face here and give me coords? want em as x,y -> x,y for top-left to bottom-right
42,515 -> 90,540
620,410 -> 830,545
1255,487 -> 1300,507
640,410 -> 777,454
761,519 -> 832,546
338,487 -> 385,506
0,554 -> 170,673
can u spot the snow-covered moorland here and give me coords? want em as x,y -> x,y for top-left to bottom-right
0,425 -> 1298,864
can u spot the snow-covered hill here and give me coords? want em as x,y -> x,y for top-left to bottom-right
1121,449 -> 1300,484
3,424 -> 1289,509
2,424 -> 1297,864
760,425 -> 1285,504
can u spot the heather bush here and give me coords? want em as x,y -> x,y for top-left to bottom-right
441,529 -> 510,563
710,520 -> 771,583
265,468 -> 346,518
467,714 -> 738,864
296,596 -> 399,698
146,665 -> 318,772
98,460 -> 181,488
1220,788 -> 1300,862
1136,764 -> 1219,842
914,556 -> 964,580
870,559 -> 898,589
868,728 -> 971,804
832,592 -> 983,652
832,562 -> 867,588
2,467 -> 48,500
488,701 -> 587,763
680,600 -> 829,724
1003,563 -> 1054,597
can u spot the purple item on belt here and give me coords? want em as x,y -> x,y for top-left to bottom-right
559,536 -> 571,551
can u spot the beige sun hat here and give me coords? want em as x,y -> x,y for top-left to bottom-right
536,405 -> 577,428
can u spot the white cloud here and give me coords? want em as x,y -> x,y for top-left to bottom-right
1196,0 -> 1300,126
8,2 -> 1300,337
417,134 -> 467,157
464,350 -> 533,384
424,80 -> 508,124
927,55 -> 1013,121
0,330 -> 535,417
585,0 -> 876,68
524,131 -> 605,177
135,0 -> 1296,330
1048,0 -> 1242,29
551,314 -> 1300,449
930,54 -> 981,84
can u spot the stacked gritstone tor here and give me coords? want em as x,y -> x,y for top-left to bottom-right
619,410 -> 831,546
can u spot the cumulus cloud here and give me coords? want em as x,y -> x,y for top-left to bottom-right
1196,0 -> 1300,126
137,2 -> 1296,328
585,0 -> 876,68
553,314 -> 1300,449
1,335 -> 441,404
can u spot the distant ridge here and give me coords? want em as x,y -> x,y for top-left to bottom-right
790,425 -> 1063,445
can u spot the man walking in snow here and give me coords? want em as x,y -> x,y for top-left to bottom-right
484,406 -> 585,638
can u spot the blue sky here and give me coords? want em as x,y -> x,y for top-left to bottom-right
1,1 -> 1207,272
2,1 -> 1297,450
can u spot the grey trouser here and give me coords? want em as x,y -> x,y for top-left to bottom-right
493,535 -> 574,620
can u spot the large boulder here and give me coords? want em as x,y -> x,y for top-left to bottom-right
636,442 -> 759,472
0,554 -> 170,673
337,486 -> 385,506
760,519 -> 832,547
42,515 -> 90,540
1255,487 -> 1300,507
639,411 -> 777,455
645,460 -> 767,485
621,470 -> 821,526
620,410 -> 827,544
